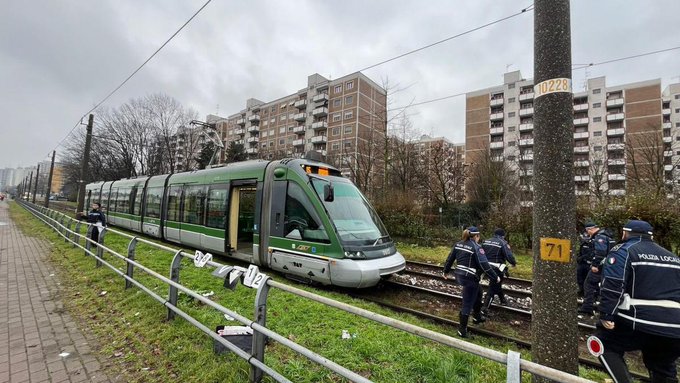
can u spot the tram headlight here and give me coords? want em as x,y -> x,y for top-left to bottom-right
344,251 -> 366,259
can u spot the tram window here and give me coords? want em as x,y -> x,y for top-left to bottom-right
132,187 -> 144,215
110,189 -> 119,212
167,186 -> 182,222
101,190 -> 109,211
182,185 -> 206,225
207,184 -> 228,228
144,187 -> 163,218
284,183 -> 329,243
85,191 -> 91,210
118,188 -> 131,214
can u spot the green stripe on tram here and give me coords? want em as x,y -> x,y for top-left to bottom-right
164,220 -> 225,238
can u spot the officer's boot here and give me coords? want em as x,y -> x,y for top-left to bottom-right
472,309 -> 486,324
481,293 -> 493,316
458,313 -> 469,338
499,292 -> 508,306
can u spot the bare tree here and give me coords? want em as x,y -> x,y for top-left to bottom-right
626,131 -> 666,198
387,114 -> 423,192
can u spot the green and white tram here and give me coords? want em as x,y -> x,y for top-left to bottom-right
84,158 -> 405,288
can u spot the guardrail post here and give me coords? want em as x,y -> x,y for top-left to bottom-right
250,277 -> 271,383
65,220 -> 72,243
59,215 -> 66,237
95,228 -> 107,267
506,350 -> 521,383
167,250 -> 183,320
85,225 -> 93,256
125,237 -> 138,289
73,222 -> 81,248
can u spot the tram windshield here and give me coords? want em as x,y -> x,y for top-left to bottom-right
311,178 -> 391,246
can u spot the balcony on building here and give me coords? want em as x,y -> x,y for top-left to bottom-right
519,138 -> 534,147
662,108 -> 671,115
248,114 -> 260,123
312,107 -> 328,117
607,143 -> 624,151
490,156 -> 504,162
574,160 -> 590,167
573,131 -> 589,139
573,117 -> 589,126
519,91 -> 534,102
664,164 -> 674,171
294,112 -> 307,121
246,147 -> 258,154
234,139 -> 245,146
292,139 -> 305,147
576,190 -> 590,196
312,93 -> 329,103
664,150 -> 673,157
573,101 -> 589,111
519,107 -> 534,116
293,126 -> 306,134
520,201 -> 534,207
490,112 -> 504,121
311,135 -> 327,144
317,149 -> 327,156
236,118 -> 246,126
574,175 -> 590,182
663,136 -> 672,143
489,141 -> 504,149
247,125 -> 260,133
246,136 -> 259,144
234,128 -> 246,135
490,94 -> 504,107
520,185 -> 534,191
606,113 -> 624,122
522,169 -> 534,176
574,146 -> 589,153
519,123 -> 534,132
490,127 -> 504,135
608,174 -> 626,181
606,98 -> 624,108
609,189 -> 625,196
294,99 -> 307,109
311,121 -> 328,130
520,153 -> 534,161
664,122 -> 672,129
607,128 -> 624,136
608,158 -> 625,166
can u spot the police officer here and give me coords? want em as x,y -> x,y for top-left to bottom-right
578,221 -> 614,315
481,228 -> 516,314
593,220 -> 680,383
79,202 -> 107,244
443,226 -> 499,338
576,224 -> 592,297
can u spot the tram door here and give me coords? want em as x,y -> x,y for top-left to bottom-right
228,186 -> 256,256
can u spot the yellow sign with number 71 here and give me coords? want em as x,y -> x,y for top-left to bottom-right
540,237 -> 571,263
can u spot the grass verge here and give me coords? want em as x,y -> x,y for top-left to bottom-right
10,202 -> 606,382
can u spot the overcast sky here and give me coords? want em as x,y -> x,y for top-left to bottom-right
2,1 -> 680,168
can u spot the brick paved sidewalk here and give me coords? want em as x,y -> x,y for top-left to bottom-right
0,201 -> 115,383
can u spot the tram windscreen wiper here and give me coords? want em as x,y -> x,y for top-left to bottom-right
373,235 -> 390,246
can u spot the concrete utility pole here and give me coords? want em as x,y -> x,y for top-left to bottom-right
32,164 -> 40,204
45,150 -> 56,208
26,171 -> 33,201
76,114 -> 94,213
532,0 -> 577,379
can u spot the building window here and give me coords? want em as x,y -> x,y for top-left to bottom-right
344,111 -> 353,120
332,143 -> 340,150
332,127 -> 340,136
675,108 -> 680,113
271,106 -> 276,112
345,95 -> 353,105
345,81 -> 354,90
593,131 -> 602,137
333,99 -> 341,107
279,139 -> 285,145
508,141 -> 516,147
280,115 -> 287,121
279,127 -> 286,134
676,136 -> 680,141
507,126 -> 516,132
508,112 -> 516,117
270,118 -> 276,124
334,85 -> 342,94
262,131 -> 268,138
263,121 -> 268,127
593,102 -> 601,108
344,125 -> 353,134
344,141 -> 352,148
269,142 -> 274,147
593,89 -> 601,94
676,122 -> 680,128
594,145 -> 602,151
332,113 -> 342,122
507,155 -> 516,161
593,117 -> 602,122
508,83 -> 515,89
675,94 -> 680,99
508,97 -> 516,103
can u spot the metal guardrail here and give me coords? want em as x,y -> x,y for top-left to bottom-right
17,200 -> 595,383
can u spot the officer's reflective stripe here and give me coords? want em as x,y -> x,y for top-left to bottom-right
457,265 -> 476,273
617,313 -> 680,328
455,247 -> 474,254
619,297 -> 680,309
630,261 -> 680,270
484,243 -> 502,248
488,262 -> 507,272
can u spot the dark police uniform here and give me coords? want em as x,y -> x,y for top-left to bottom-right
84,207 -> 107,244
576,230 -> 591,296
594,220 -> 680,383
481,229 -> 516,311
579,227 -> 614,314
443,227 -> 498,338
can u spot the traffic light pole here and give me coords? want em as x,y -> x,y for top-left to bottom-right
532,0 -> 578,380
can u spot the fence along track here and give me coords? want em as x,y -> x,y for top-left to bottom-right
17,200 -> 595,383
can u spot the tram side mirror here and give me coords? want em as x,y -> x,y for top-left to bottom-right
323,183 -> 334,202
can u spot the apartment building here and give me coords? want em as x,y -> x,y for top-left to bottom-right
171,124 -> 221,172
465,70 -> 680,204
414,135 -> 466,204
213,72 -> 387,181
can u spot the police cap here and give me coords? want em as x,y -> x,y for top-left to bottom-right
494,228 -> 506,237
584,221 -> 597,229
467,226 -> 480,235
623,220 -> 653,235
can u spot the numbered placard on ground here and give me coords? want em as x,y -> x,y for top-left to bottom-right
539,237 -> 571,263
243,265 -> 267,289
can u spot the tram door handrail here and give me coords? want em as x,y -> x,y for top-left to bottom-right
17,200 -> 594,383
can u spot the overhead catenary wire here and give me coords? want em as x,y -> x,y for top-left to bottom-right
46,0 -> 213,158
356,4 -> 534,73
